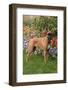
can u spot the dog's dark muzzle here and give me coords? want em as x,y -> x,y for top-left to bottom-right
47,33 -> 52,43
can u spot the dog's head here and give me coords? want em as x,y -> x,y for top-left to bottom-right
47,31 -> 53,41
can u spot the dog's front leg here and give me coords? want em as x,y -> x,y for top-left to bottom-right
43,50 -> 47,63
46,50 -> 48,61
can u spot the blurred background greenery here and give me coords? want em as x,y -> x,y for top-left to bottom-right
23,15 -> 57,38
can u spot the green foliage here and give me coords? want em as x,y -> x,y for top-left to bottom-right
32,16 -> 57,32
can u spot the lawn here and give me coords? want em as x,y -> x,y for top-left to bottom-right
23,49 -> 57,74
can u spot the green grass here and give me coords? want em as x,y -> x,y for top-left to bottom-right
23,49 -> 57,74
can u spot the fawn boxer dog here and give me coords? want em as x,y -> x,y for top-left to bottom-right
26,31 -> 52,63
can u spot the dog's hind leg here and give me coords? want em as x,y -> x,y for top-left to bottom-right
26,53 -> 29,62
26,48 -> 33,62
26,46 -> 36,62
26,53 -> 30,62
